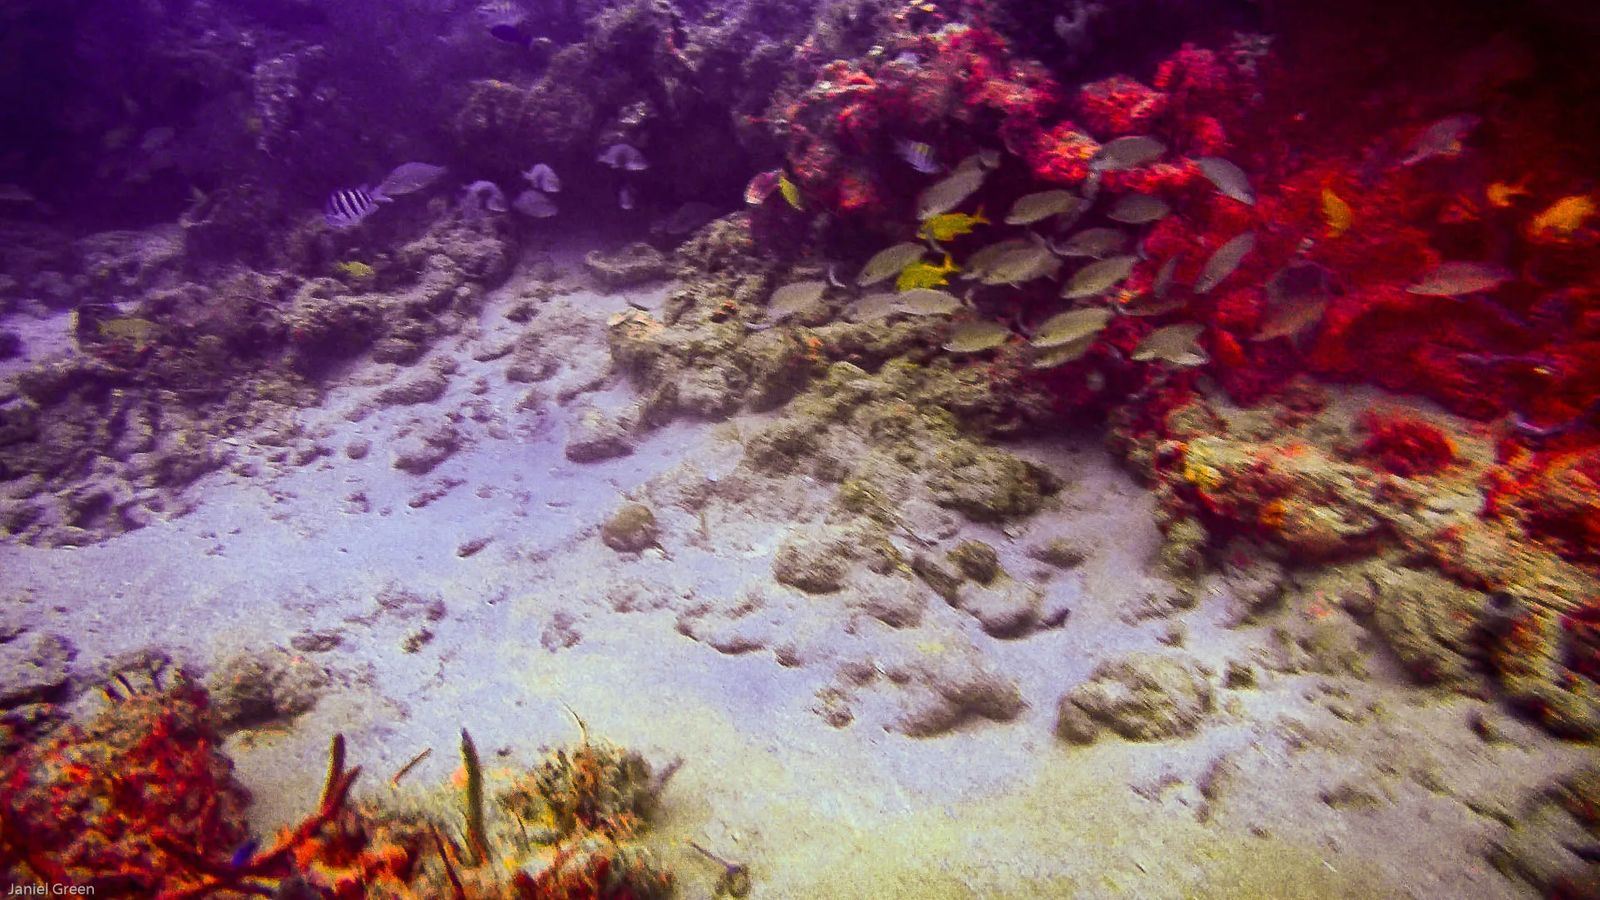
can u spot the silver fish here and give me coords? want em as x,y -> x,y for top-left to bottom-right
858,242 -> 926,286
512,188 -> 558,218
1062,254 -> 1138,299
1052,227 -> 1126,259
1106,193 -> 1170,225
1194,232 -> 1254,294
461,180 -> 508,217
1195,157 -> 1254,205
897,288 -> 963,316
1005,190 -> 1080,225
1031,308 -> 1111,349
324,185 -> 389,229
1089,135 -> 1166,173
599,143 -> 649,171
375,162 -> 447,197
1401,114 -> 1480,167
944,320 -> 1012,354
522,163 -> 561,193
896,139 -> 940,174
916,168 -> 985,220
1132,323 -> 1207,366
1406,261 -> 1512,296
769,280 -> 827,320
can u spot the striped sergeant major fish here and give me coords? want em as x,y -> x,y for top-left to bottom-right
324,185 -> 392,229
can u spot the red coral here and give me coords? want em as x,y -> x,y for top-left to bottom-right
1358,409 -> 1458,476
1077,75 -> 1167,136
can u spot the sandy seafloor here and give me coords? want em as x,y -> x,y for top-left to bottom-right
1,239 -> 1590,899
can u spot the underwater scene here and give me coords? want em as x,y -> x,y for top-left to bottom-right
4,0 -> 1600,896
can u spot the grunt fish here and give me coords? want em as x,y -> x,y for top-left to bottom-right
858,242 -> 926,287
745,170 -> 781,206
512,188 -> 557,218
896,287 -> 963,316
1321,188 -> 1352,238
1132,323 -> 1207,366
1400,114 -> 1479,167
895,139 -> 941,174
916,168 -> 985,220
375,162 -> 447,198
944,320 -> 1012,353
1052,227 -> 1126,259
1193,232 -> 1254,294
962,238 -> 1033,281
1106,193 -> 1170,225
1031,334 -> 1096,368
522,163 -> 561,193
1195,157 -> 1254,205
919,208 -> 989,242
1031,308 -> 1111,349
768,280 -> 827,320
897,254 -> 959,291
1406,261 -> 1513,296
778,173 -> 803,210
598,143 -> 649,171
1062,254 -> 1138,299
1528,194 -> 1597,239
1089,135 -> 1165,173
979,244 -> 1059,286
852,292 -> 901,322
1005,190 -> 1080,226
324,185 -> 391,229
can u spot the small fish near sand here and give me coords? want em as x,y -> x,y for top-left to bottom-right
1132,322 -> 1208,366
324,185 -> 391,229
375,162 -> 447,198
599,143 -> 649,172
943,320 -> 1012,353
1400,114 -> 1480,167
522,163 -> 561,193
1193,232 -> 1255,294
858,242 -> 926,287
512,189 -> 558,218
1406,261 -> 1513,296
895,139 -> 941,174
896,287 -> 964,316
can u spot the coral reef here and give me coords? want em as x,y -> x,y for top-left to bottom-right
1,668 -> 679,899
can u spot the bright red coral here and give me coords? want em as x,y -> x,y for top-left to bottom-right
1358,409 -> 1458,476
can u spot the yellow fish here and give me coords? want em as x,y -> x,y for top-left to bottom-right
896,254 -> 958,291
1321,187 -> 1352,238
1486,179 -> 1529,208
778,173 -> 803,210
918,208 -> 990,243
1528,194 -> 1596,239
96,317 -> 157,349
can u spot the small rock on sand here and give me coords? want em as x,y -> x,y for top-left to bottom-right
1056,651 -> 1215,745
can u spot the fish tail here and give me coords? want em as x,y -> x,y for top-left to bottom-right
974,206 -> 989,224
